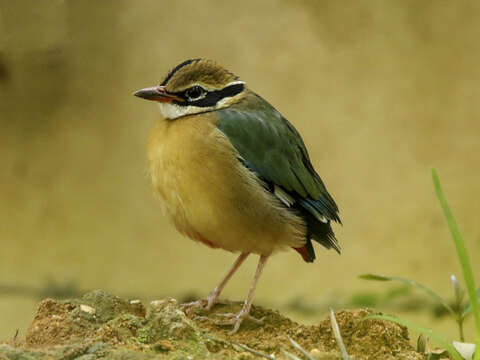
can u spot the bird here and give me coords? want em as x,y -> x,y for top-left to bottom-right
134,59 -> 341,333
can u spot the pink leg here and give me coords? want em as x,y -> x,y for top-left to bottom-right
217,254 -> 269,333
204,252 -> 249,309
182,252 -> 249,311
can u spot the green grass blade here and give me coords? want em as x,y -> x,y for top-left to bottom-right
364,314 -> 462,360
462,287 -> 480,317
432,169 -> 480,358
359,274 -> 456,317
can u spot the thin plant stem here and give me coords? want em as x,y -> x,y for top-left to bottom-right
329,308 -> 350,360
235,343 -> 276,360
287,337 -> 315,360
432,169 -> 480,358
458,318 -> 465,343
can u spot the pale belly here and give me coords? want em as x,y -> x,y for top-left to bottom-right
147,114 -> 306,255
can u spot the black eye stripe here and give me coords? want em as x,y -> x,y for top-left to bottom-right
173,83 -> 244,108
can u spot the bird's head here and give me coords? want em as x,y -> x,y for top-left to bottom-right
134,59 -> 246,119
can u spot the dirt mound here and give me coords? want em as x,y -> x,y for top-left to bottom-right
0,290 -> 423,359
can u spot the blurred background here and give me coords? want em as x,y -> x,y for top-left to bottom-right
1,0 -> 479,342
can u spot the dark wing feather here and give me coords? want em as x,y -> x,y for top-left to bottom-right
217,92 -> 341,259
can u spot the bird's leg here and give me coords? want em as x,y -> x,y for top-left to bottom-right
204,252 -> 250,310
182,252 -> 249,312
216,254 -> 269,333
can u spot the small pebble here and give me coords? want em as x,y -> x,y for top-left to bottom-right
151,298 -> 177,307
150,300 -> 166,307
130,299 -> 141,304
80,304 -> 96,314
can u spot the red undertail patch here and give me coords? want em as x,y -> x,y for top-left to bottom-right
293,246 -> 314,263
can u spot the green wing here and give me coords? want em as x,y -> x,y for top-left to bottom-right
217,91 -> 340,223
217,91 -> 341,260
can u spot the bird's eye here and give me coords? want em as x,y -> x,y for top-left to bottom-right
185,86 -> 205,101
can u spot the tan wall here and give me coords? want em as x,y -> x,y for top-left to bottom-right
1,0 -> 479,339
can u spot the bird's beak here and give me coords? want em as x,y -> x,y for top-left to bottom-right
133,86 -> 181,103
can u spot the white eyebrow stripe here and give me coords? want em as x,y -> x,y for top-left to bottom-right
225,80 -> 246,87
180,81 -> 245,93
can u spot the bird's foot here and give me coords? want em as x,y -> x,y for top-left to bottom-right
215,307 -> 265,334
181,292 -> 238,315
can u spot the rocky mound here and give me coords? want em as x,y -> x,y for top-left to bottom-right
0,290 -> 423,359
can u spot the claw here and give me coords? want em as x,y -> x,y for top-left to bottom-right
182,254 -> 269,334
248,315 -> 265,324
181,299 -> 208,315
206,297 -> 239,310
215,310 -> 264,333
191,315 -> 209,322
181,297 -> 239,315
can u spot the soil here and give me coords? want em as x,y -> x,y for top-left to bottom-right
0,290 -> 428,359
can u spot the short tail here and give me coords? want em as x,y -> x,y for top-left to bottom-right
293,201 -> 341,263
